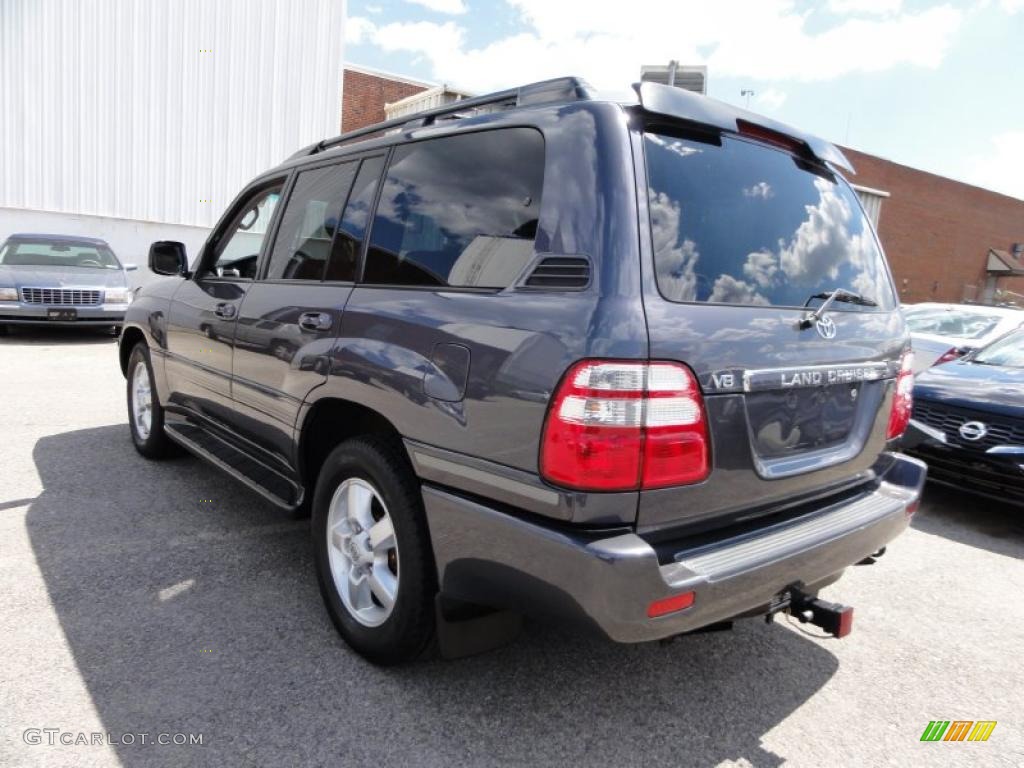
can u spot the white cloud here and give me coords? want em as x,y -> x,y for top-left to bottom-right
755,88 -> 787,111
999,0 -> 1024,13
366,4 -> 383,14
350,1 -> 964,94
346,16 -> 377,45
960,130 -> 1024,201
649,191 -> 700,302
828,0 -> 902,15
743,182 -> 775,199
709,274 -> 770,305
405,0 -> 468,14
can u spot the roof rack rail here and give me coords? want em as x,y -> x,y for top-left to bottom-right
290,76 -> 595,159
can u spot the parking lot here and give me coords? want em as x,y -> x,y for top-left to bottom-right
1,327 -> 1022,768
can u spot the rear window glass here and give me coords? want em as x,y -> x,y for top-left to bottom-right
903,308 -> 1003,339
644,131 -> 895,311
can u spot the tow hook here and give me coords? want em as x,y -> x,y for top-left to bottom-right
766,586 -> 854,638
856,546 -> 886,565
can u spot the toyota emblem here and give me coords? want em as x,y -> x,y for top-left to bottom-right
958,421 -> 988,441
815,315 -> 837,339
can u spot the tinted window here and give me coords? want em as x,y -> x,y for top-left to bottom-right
364,128 -> 544,288
644,131 -> 896,310
974,329 -> 1024,368
211,184 -> 282,279
326,156 -> 384,282
264,162 -> 358,281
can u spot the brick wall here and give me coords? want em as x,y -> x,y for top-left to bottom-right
342,68 -> 429,133
841,146 -> 1024,304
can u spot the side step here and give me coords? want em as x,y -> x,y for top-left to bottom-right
165,422 -> 301,509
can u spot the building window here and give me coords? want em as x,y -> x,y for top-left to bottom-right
851,184 -> 890,229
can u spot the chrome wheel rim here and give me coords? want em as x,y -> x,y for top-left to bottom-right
326,478 -> 399,627
131,362 -> 153,440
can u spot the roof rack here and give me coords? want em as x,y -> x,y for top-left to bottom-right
290,76 -> 595,159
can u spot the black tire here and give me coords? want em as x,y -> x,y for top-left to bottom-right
126,342 -> 176,459
312,436 -> 437,664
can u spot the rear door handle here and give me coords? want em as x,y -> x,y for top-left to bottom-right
214,302 -> 236,319
298,311 -> 333,332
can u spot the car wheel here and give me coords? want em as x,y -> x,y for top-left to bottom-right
312,436 -> 437,665
126,342 -> 175,459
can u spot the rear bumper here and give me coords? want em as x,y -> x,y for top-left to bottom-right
424,452 -> 926,643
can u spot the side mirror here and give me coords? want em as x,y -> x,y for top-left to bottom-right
123,263 -> 139,272
149,241 -> 188,276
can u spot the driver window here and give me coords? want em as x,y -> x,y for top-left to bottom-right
209,184 -> 283,278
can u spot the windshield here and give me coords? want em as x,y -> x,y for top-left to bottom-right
973,329 -> 1024,368
0,240 -> 121,270
903,307 -> 1005,339
644,129 -> 896,310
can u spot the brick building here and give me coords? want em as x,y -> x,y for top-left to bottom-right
341,65 -> 431,134
843,147 -> 1024,305
339,65 -> 1024,306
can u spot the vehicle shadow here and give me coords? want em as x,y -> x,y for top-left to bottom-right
25,425 -> 840,768
0,325 -> 116,346
911,483 -> 1024,560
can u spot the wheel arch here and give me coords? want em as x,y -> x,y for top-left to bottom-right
297,397 -> 412,495
119,325 -> 147,376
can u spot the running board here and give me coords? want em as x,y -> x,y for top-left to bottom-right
165,422 -> 301,509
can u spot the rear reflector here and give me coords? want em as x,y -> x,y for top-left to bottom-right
886,351 -> 914,440
647,591 -> 695,618
540,360 -> 710,491
933,347 -> 961,366
906,499 -> 920,516
836,607 -> 854,638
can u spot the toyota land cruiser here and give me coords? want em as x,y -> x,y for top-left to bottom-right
119,77 -> 925,664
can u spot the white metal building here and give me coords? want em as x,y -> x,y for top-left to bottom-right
0,0 -> 345,279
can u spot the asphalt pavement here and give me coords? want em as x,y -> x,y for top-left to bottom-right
1,326 -> 1022,767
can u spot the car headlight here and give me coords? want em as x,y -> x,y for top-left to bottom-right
0,287 -> 17,301
104,288 -> 132,304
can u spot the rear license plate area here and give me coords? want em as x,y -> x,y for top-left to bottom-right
745,383 -> 860,458
47,308 -> 77,321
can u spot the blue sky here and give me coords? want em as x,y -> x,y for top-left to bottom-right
345,0 -> 1024,200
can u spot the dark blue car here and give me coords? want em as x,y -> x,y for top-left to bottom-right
905,328 -> 1024,505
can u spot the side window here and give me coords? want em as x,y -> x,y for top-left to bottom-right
363,128 -> 544,288
210,184 -> 283,279
264,162 -> 359,281
325,156 -> 385,282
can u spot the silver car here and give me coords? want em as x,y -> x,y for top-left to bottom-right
903,302 -> 1024,373
0,233 -> 136,334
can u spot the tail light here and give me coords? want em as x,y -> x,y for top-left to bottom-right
540,360 -> 710,491
932,347 -> 961,366
886,351 -> 914,440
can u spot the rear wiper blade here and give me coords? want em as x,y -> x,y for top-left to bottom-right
800,288 -> 876,328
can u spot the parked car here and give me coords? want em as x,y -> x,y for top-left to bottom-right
902,302 -> 1024,373
904,327 -> 1024,505
0,233 -> 136,334
118,76 -> 925,664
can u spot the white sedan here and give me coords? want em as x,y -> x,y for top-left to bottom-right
902,302 -> 1024,373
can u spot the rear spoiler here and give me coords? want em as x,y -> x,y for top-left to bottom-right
633,81 -> 854,174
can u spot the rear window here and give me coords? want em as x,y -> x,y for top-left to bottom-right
0,240 -> 120,269
644,130 -> 896,311
903,308 -> 1004,339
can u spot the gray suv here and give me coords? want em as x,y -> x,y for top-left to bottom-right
119,77 -> 925,664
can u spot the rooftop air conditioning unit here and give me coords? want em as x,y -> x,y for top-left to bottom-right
640,62 -> 707,95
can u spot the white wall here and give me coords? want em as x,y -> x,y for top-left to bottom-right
0,0 -> 345,229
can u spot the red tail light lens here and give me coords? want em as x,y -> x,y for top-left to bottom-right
886,352 -> 914,440
540,360 -> 710,491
